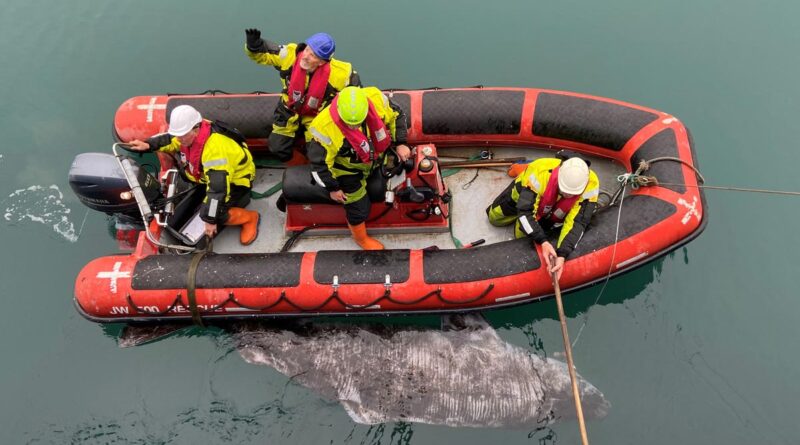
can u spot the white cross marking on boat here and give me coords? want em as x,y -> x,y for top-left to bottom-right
96,261 -> 130,294
136,96 -> 166,123
677,196 -> 700,224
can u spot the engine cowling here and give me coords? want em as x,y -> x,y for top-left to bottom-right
68,152 -> 161,218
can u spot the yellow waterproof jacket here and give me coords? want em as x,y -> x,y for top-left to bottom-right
306,87 -> 405,193
514,158 -> 600,255
245,42 -> 357,109
149,122 -> 255,211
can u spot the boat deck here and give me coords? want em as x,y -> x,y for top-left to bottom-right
203,147 -> 628,255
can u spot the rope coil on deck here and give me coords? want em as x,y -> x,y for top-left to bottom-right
615,157 -> 706,191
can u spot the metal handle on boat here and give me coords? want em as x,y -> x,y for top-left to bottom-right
155,169 -> 179,227
113,144 -> 153,221
384,275 -> 392,290
405,178 -> 425,203
112,143 -> 197,253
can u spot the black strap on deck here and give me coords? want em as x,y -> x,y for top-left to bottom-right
186,239 -> 212,326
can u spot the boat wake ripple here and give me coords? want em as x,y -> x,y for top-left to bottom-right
3,184 -> 79,242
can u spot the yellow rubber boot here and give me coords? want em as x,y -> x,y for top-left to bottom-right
348,223 -> 384,250
225,207 -> 260,245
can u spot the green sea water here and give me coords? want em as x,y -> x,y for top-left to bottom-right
1,0 -> 799,443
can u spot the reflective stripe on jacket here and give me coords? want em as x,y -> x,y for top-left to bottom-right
153,127 -> 256,200
514,158 -> 600,250
306,87 -> 404,193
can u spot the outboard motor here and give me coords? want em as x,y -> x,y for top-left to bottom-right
68,152 -> 162,224
69,151 -> 207,250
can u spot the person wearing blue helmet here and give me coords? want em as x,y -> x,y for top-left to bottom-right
245,29 -> 361,162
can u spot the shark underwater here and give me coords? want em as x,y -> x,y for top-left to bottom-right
120,313 -> 610,428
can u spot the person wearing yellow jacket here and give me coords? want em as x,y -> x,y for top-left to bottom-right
306,86 -> 411,250
128,105 -> 260,245
486,157 -> 600,281
244,29 -> 361,162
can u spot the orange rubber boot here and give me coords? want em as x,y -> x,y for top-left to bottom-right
348,223 -> 384,250
225,207 -> 260,245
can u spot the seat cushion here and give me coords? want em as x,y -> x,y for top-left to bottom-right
281,164 -> 387,204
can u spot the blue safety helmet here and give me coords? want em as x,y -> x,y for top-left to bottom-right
305,33 -> 335,60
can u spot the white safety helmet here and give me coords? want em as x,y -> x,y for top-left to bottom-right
557,157 -> 589,195
168,105 -> 203,136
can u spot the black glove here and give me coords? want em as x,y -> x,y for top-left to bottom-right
245,28 -> 263,50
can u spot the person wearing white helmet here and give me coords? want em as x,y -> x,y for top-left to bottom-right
127,105 -> 260,245
244,28 -> 361,162
486,155 -> 600,281
305,86 -> 411,250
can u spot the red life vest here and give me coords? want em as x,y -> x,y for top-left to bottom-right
285,55 -> 331,117
179,120 -> 212,180
535,166 -> 581,223
329,95 -> 391,164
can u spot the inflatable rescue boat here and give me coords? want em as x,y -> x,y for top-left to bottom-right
71,87 -> 706,324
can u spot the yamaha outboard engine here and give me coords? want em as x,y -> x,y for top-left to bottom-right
69,151 -> 206,249
68,152 -> 162,227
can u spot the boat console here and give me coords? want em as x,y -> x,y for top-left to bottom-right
280,144 -> 450,234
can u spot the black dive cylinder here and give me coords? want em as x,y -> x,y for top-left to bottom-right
68,152 -> 161,218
